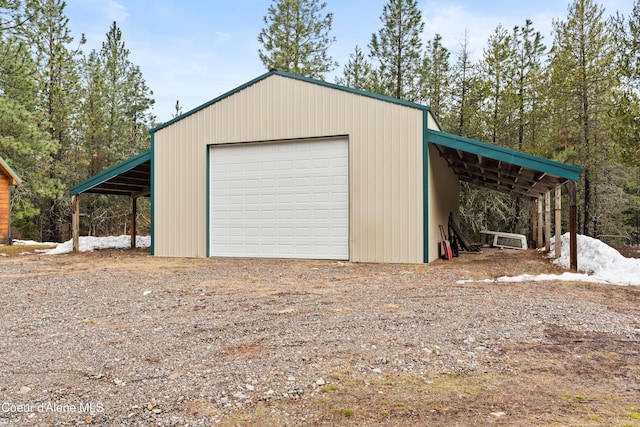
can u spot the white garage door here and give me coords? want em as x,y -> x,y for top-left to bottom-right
209,137 -> 349,259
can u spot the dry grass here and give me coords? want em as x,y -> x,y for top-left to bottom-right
0,244 -> 56,256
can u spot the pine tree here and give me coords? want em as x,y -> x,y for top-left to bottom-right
420,34 -> 451,119
335,45 -> 374,91
100,22 -> 154,163
25,0 -> 83,242
258,0 -> 338,79
369,0 -> 424,101
78,22 -> 155,236
512,20 -> 546,154
448,31 -> 482,138
549,0 -> 617,236
611,1 -> 640,167
480,24 -> 516,147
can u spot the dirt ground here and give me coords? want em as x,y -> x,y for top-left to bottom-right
0,247 -> 639,426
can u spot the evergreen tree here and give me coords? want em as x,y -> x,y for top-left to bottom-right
369,0 -> 424,101
0,33 -> 59,239
510,20 -> 547,234
549,0 -> 617,236
24,0 -> 82,242
258,0 -> 338,79
480,24 -> 516,146
611,1 -> 640,168
420,33 -> 451,118
77,22 -> 155,236
448,30 -> 482,138
335,45 -> 374,91
511,20 -> 546,154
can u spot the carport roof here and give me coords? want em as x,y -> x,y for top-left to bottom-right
428,130 -> 582,198
70,150 -> 151,196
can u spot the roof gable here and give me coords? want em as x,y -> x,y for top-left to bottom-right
150,70 -> 430,133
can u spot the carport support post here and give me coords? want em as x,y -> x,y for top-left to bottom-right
130,194 -> 137,249
537,197 -> 543,249
531,198 -> 538,248
72,194 -> 79,252
545,191 -> 551,252
568,181 -> 578,271
555,186 -> 561,259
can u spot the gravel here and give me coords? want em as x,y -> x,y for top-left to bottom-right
0,251 -> 638,426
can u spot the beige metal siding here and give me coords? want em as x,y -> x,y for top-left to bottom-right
154,74 -> 424,263
427,143 -> 459,262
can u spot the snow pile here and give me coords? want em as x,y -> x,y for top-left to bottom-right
44,235 -> 150,255
457,233 -> 639,286
549,233 -> 640,286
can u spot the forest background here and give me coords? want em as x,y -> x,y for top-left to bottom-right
1,0 -> 639,245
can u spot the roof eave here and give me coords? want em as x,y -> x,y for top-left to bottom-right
428,130 -> 583,182
70,150 -> 151,195
0,156 -> 22,186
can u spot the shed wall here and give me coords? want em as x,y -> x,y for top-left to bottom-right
153,75 -> 424,262
427,143 -> 459,262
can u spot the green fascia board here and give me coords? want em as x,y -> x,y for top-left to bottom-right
428,130 -> 583,182
70,149 -> 151,195
0,155 -> 22,186
150,70 -> 430,134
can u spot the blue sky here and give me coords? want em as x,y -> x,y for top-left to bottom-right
64,0 -> 633,123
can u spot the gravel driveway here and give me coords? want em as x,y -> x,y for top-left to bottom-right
1,249 -> 638,426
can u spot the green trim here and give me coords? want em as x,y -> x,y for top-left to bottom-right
150,135 -> 155,256
149,70 -> 430,135
206,145 -> 210,257
428,130 -> 583,182
70,150 -> 151,195
0,155 -> 22,186
423,112 -> 430,263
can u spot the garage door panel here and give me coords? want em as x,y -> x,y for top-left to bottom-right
209,138 -> 349,259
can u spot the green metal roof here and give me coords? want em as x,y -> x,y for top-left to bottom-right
150,70 -> 430,134
0,155 -> 22,186
428,130 -> 582,198
70,150 -> 151,196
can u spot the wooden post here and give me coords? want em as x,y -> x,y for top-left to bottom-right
545,191 -> 551,252
531,198 -> 538,248
130,194 -> 137,249
537,197 -> 543,249
555,186 -> 562,259
72,194 -> 79,252
568,181 -> 578,271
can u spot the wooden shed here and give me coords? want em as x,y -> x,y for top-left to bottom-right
0,155 -> 21,244
71,71 -> 582,266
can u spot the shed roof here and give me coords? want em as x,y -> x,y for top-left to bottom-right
0,155 -> 22,186
428,130 -> 582,198
70,150 -> 151,196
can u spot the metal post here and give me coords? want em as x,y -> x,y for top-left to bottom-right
555,186 -> 562,259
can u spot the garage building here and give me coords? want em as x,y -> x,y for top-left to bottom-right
71,70 -> 582,264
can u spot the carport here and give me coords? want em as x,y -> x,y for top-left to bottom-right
69,150 -> 151,251
427,130 -> 582,270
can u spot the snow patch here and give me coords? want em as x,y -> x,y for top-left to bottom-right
44,235 -> 150,255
